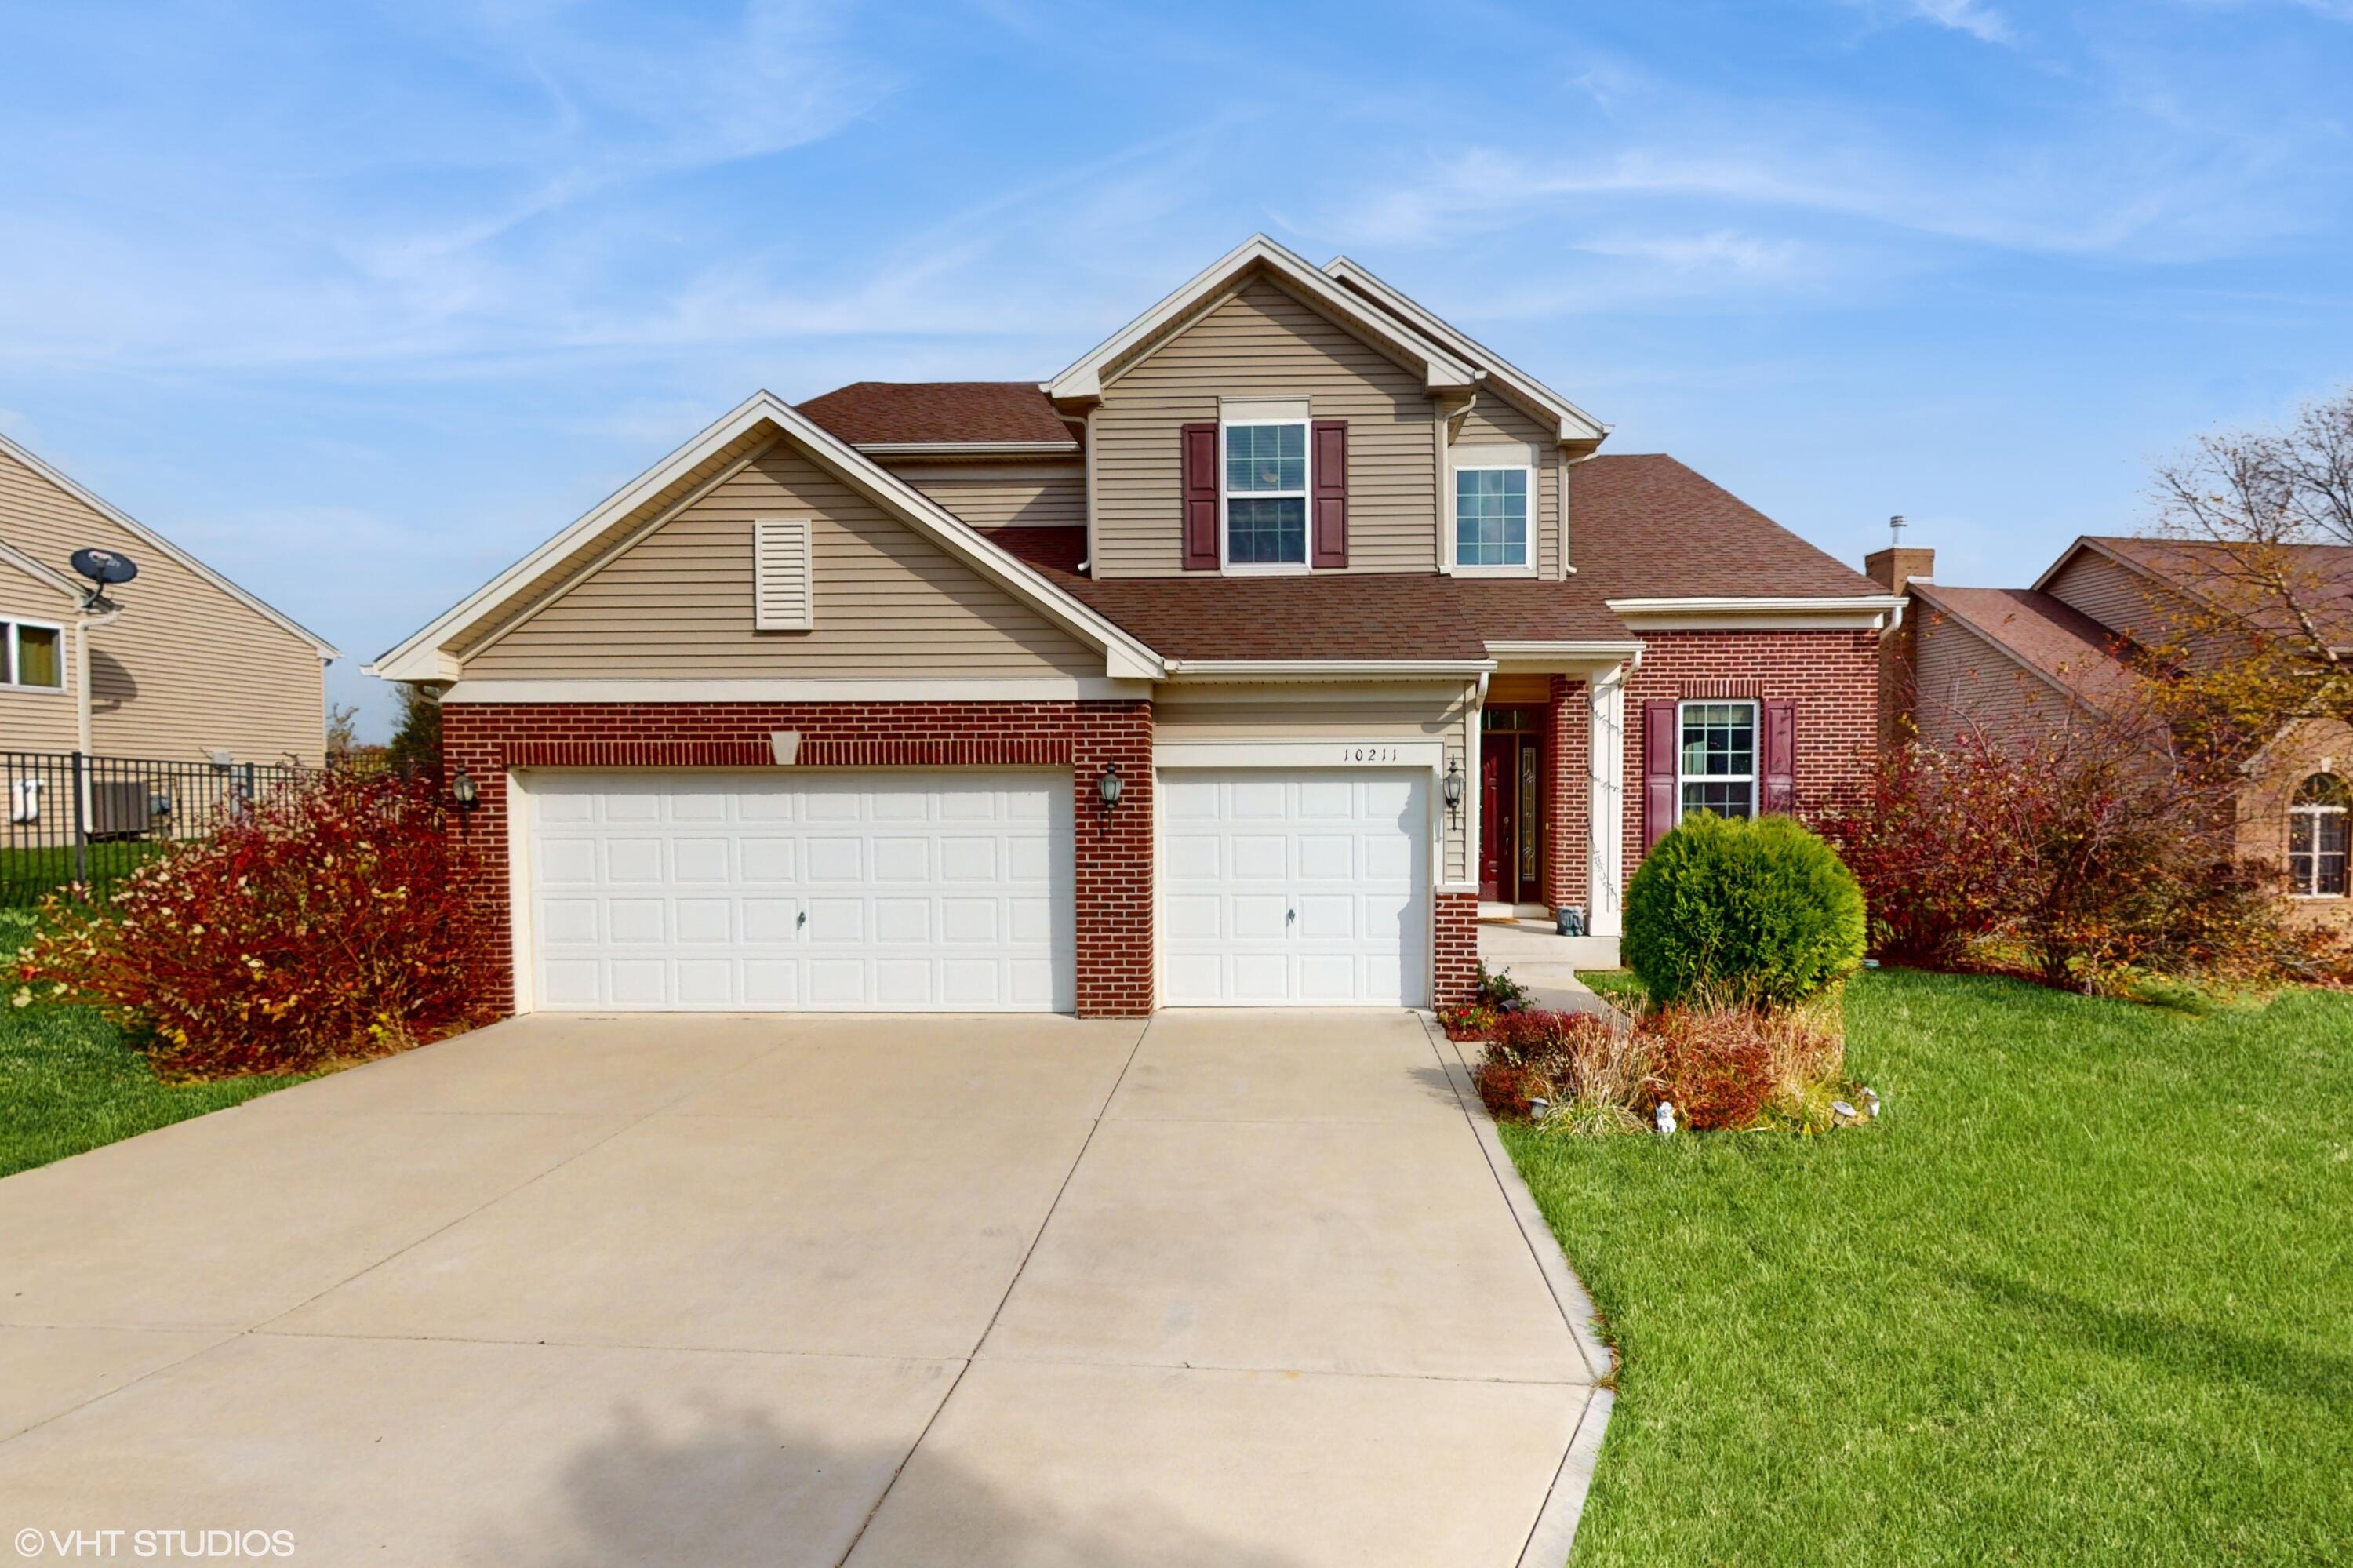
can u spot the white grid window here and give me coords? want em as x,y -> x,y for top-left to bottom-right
1679,700 -> 1756,821
2289,773 -> 2349,897
1454,466 -> 1530,568
1223,421 -> 1307,566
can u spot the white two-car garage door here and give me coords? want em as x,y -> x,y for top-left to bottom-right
1160,769 -> 1431,1007
521,770 -> 1074,1012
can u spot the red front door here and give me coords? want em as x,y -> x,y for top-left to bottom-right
1480,736 -> 1511,900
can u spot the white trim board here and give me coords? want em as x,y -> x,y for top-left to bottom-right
1044,235 -> 1477,404
1163,659 -> 1497,682
1606,595 -> 1900,632
1153,739 -> 1446,770
1323,256 -> 1608,445
368,391 -> 1164,683
442,678 -> 1155,704
0,430 -> 340,657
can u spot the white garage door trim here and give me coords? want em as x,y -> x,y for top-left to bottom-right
1156,760 -> 1435,1008
509,768 -> 1075,1013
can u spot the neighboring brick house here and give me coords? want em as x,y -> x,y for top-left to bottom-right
0,430 -> 340,764
1871,535 -> 2353,932
373,235 -> 1896,1017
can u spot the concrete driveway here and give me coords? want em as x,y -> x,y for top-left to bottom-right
0,1010 -> 1606,1566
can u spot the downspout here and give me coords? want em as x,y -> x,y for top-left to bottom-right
73,606 -> 122,757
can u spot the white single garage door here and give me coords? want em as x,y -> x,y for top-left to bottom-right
1160,768 -> 1430,1007
521,770 -> 1074,1013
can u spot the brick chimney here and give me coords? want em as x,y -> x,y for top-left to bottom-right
1864,545 -> 1933,748
1864,545 -> 1934,595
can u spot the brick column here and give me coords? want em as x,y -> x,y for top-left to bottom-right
1541,675 -> 1588,919
1434,890 -> 1480,1010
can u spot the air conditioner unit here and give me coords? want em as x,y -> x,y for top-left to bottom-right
89,780 -> 152,839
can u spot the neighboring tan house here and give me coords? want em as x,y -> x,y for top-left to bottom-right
373,235 -> 1897,1017
1870,535 -> 2353,930
0,431 -> 340,764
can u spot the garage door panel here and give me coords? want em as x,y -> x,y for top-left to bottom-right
525,770 -> 1073,1013
1161,768 -> 1428,1008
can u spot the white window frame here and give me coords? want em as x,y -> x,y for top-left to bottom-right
1219,416 -> 1312,575
1450,461 -> 1536,576
1675,698 -> 1758,823
0,618 -> 66,692
2288,774 -> 2350,899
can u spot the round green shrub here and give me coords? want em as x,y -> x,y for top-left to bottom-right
1623,813 -> 1866,1009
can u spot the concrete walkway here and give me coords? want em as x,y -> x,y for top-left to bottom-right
0,1010 -> 1606,1566
1478,922 -> 1620,1017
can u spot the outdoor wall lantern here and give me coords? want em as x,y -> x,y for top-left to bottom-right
1442,754 -> 1464,824
1097,760 -> 1123,815
449,766 -> 481,812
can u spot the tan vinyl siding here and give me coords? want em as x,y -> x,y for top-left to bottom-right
466,442 -> 1099,678
0,447 -> 325,764
453,425 -> 778,657
1911,612 -> 2078,750
0,558 -> 80,750
902,466 -> 1085,528
1154,681 -> 1478,882
1448,393 -> 1562,577
1091,276 -> 1438,578
2042,551 -> 2169,645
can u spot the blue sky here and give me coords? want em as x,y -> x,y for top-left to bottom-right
4,0 -> 2350,737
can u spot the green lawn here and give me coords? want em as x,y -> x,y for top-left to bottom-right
0,911 -> 306,1179
1505,967 -> 2353,1566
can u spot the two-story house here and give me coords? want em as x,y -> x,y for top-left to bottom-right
370,237 -> 1897,1016
0,430 -> 340,764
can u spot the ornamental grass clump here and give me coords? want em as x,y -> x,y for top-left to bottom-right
1624,812 -> 1866,1009
15,769 -> 490,1077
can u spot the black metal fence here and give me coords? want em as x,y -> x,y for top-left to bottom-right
0,751 -> 316,905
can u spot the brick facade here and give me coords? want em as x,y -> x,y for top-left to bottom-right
1540,675 -> 1589,920
1613,629 -> 1880,897
441,700 -> 1155,1018
1433,890 -> 1480,1011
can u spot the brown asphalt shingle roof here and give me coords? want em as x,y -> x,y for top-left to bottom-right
795,381 -> 1075,447
962,453 -> 1886,660
981,529 -> 1631,660
2078,535 -> 2353,646
1569,454 -> 1886,600
1911,584 -> 2146,713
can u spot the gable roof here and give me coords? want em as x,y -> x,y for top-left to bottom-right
0,430 -> 340,658
367,391 -> 1162,682
2035,533 -> 2353,649
1569,455 -> 1888,602
1322,256 -> 1608,446
1043,235 -> 1478,405
797,382 -> 1078,452
1911,583 -> 2147,715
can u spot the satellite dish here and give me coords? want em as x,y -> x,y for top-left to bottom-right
68,547 -> 136,613
71,548 -> 138,587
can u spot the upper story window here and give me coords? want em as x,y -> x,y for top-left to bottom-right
1679,700 -> 1756,820
1,620 -> 63,691
1454,465 -> 1531,569
2289,773 -> 2349,897
1222,420 -> 1307,568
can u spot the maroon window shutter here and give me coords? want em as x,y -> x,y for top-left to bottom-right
1642,700 -> 1679,851
1181,422 -> 1220,570
1762,699 -> 1797,814
1311,419 -> 1348,568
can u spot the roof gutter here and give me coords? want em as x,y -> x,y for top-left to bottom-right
854,441 -> 1078,458
1161,658 -> 1498,682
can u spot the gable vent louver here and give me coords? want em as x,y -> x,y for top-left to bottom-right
754,517 -> 813,631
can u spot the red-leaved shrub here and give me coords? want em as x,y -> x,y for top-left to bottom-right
15,769 -> 490,1075
1641,1006 -> 1777,1131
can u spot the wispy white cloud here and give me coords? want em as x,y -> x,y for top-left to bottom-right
1904,0 -> 2014,43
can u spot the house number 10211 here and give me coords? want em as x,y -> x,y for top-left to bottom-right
1340,746 -> 1399,763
